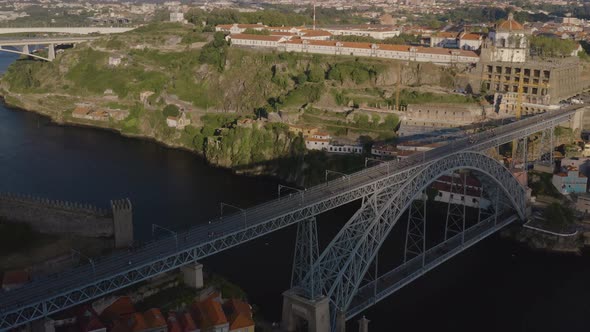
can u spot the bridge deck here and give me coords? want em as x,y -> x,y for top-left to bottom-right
0,105 -> 583,330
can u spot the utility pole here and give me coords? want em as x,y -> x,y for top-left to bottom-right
313,0 -> 317,30
396,65 -> 402,111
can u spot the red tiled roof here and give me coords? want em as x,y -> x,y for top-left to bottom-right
179,312 -> 198,332
498,15 -> 524,31
100,297 -> 135,323
269,31 -> 296,36
461,33 -> 482,41
433,31 -> 458,38
196,297 -> 228,329
2,270 -> 30,287
230,33 -> 283,42
144,308 -> 166,329
74,306 -> 105,332
224,299 -> 255,330
123,313 -> 148,332
72,106 -> 91,116
300,29 -> 332,37
167,312 -> 182,332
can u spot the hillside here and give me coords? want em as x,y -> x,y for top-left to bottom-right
0,22 -> 476,181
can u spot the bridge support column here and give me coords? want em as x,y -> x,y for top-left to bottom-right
48,43 -> 55,61
31,318 -> 55,332
358,316 -> 370,332
22,44 -> 30,55
282,290 -> 330,332
444,172 -> 466,241
181,262 -> 203,289
404,191 -> 426,264
291,217 -> 319,294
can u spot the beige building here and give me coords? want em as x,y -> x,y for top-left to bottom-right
229,34 -> 287,48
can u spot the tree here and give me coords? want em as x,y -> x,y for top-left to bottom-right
295,73 -> 307,85
307,64 -> 325,83
242,28 -> 270,35
199,32 -> 229,71
163,104 -> 180,117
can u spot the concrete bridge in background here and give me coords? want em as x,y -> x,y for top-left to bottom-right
0,27 -> 134,35
0,37 -> 99,61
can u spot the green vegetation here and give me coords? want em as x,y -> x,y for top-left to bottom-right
327,60 -> 384,84
333,34 -> 421,45
529,171 -> 561,198
135,284 -> 200,312
242,28 -> 271,35
530,36 -> 578,58
541,202 -> 575,231
181,31 -> 207,44
199,32 -> 229,71
209,274 -> 246,299
163,104 -> 180,118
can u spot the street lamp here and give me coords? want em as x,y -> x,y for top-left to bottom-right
220,202 -> 247,229
152,224 -> 178,249
325,169 -> 350,189
278,184 -> 305,204
365,157 -> 390,174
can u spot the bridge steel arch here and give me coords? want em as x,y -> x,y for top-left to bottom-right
298,151 -> 526,324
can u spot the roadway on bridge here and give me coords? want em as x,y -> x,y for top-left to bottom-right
0,105 -> 583,329
0,37 -> 98,46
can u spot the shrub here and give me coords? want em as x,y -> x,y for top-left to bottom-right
163,104 -> 180,117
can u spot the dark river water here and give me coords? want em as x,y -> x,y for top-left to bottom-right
1,53 -> 590,331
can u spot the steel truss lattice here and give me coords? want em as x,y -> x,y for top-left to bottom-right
444,172 -> 467,241
403,192 -> 426,264
297,151 -> 527,329
0,107 -> 581,331
291,218 -> 320,298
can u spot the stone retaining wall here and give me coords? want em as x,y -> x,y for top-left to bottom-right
0,193 -> 123,239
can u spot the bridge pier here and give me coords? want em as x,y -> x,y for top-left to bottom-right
357,316 -> 370,332
282,290 -> 331,332
181,262 -> 204,289
48,44 -> 55,61
31,318 -> 54,332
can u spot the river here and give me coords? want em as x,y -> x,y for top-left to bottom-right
1,53 -> 590,331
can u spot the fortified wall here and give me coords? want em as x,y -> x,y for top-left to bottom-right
0,193 -> 133,248
401,103 -> 485,127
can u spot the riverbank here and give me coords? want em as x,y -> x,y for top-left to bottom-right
500,225 -> 586,254
0,91 -> 366,187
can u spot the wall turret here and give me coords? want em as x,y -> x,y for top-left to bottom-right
111,198 -> 133,248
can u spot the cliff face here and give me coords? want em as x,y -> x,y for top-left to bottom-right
0,23 -> 468,176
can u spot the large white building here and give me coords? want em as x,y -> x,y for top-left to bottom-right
431,174 -> 491,209
483,13 -> 528,63
228,34 -> 288,48
280,40 -> 479,65
305,132 -> 363,154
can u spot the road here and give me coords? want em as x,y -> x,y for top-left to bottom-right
0,104 -> 584,329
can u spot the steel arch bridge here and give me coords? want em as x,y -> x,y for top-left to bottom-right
0,105 -> 584,331
290,151 -> 526,330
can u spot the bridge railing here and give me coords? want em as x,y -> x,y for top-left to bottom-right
0,105 -> 582,327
